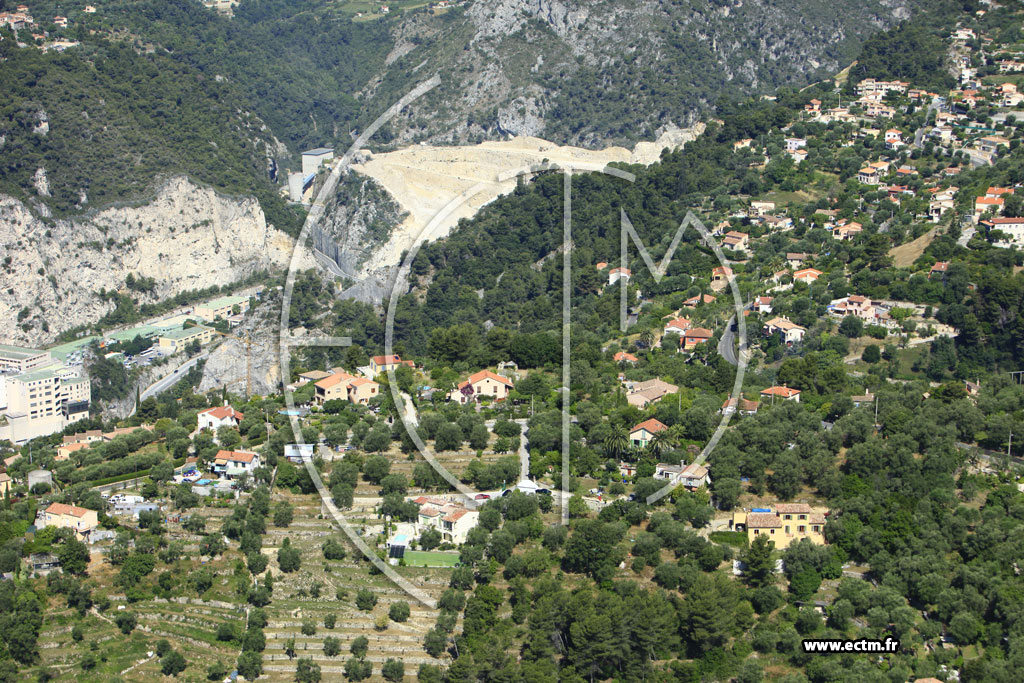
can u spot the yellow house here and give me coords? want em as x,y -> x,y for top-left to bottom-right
738,504 -> 827,549
447,370 -> 514,404
314,372 -> 379,406
629,418 -> 667,449
56,441 -> 90,462
0,473 -> 11,496
369,355 -> 413,375
346,377 -> 379,404
37,503 -> 99,540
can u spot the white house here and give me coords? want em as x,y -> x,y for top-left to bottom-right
197,406 -> 244,432
412,496 -> 479,544
763,317 -> 806,345
608,267 -> 631,285
654,462 -> 710,490
212,450 -> 260,479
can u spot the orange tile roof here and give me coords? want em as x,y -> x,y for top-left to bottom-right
631,418 -> 668,435
45,502 -> 91,518
747,513 -> 782,528
761,386 -> 801,398
215,450 -> 257,464
200,406 -> 244,421
467,370 -> 514,387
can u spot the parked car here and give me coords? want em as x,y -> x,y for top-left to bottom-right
474,493 -> 490,500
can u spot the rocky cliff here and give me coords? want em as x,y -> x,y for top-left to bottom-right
0,177 -> 315,345
366,0 -> 928,148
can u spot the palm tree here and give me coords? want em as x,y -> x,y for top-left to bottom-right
639,329 -> 655,350
604,426 -> 630,460
648,429 -> 678,460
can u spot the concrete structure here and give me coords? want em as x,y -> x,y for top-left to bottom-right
197,406 -> 245,432
447,370 -> 514,404
37,502 -> 98,540
0,344 -> 51,374
287,172 -> 305,202
193,295 -> 249,322
301,148 -> 335,176
157,325 -> 214,353
0,365 -> 90,444
27,469 -> 53,490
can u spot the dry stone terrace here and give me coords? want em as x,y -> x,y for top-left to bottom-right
256,490 -> 454,680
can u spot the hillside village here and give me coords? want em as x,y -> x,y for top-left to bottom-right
3,3 -> 1024,683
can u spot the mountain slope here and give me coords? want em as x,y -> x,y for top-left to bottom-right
361,0 -> 954,147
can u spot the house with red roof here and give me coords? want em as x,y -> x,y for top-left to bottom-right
608,267 -> 631,285
37,503 -> 98,540
760,386 -> 801,403
212,450 -> 261,478
369,355 -> 414,375
793,268 -> 822,284
197,406 -> 244,432
663,317 -> 691,337
447,370 -> 515,404
613,351 -> 638,365
413,496 -> 479,544
682,327 -> 714,351
630,418 -> 667,449
654,461 -> 710,489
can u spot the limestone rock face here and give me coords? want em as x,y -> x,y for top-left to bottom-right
0,177 -> 314,345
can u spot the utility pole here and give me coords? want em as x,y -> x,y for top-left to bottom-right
1008,430 -> 1013,459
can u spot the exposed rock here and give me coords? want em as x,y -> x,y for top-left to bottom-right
32,168 -> 50,197
0,177 -> 315,345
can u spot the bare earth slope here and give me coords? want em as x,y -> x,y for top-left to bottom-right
352,127 -> 703,273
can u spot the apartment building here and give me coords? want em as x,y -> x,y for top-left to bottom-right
0,365 -> 91,444
0,344 -> 52,374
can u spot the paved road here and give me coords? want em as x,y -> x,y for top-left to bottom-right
718,315 -> 740,366
139,353 -> 207,403
955,441 -> 1024,467
514,418 -> 530,480
957,226 -> 976,247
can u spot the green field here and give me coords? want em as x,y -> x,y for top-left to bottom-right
404,550 -> 460,567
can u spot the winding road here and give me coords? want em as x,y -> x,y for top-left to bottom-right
139,353 -> 207,403
718,315 -> 740,366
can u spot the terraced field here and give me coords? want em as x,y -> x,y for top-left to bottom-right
34,569 -> 246,680
258,490 -> 454,680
